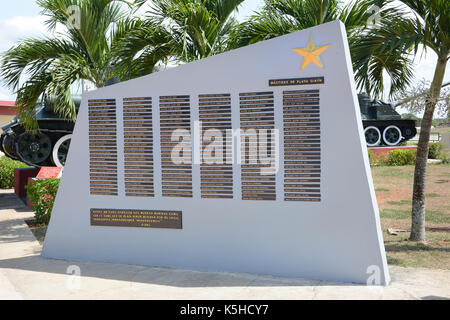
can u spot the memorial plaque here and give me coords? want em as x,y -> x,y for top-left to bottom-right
199,94 -> 233,199
283,90 -> 321,201
160,95 -> 193,197
88,99 -> 118,195
240,92 -> 276,201
123,97 -> 154,197
44,21 -> 390,285
90,209 -> 182,229
269,77 -> 324,87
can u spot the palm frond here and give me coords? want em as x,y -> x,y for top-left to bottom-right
1,0 -> 140,130
0,38 -> 77,90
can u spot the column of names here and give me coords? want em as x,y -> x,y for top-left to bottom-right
88,99 -> 118,196
283,90 -> 321,202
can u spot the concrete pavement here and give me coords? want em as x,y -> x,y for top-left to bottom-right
0,189 -> 449,300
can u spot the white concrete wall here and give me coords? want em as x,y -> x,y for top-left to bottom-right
43,21 -> 390,285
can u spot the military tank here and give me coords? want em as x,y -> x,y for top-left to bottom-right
358,93 -> 417,147
0,96 -> 81,167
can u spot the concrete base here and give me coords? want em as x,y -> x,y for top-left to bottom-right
0,190 -> 449,300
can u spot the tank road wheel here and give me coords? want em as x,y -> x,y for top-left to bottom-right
1,134 -> 19,160
364,126 -> 381,147
16,132 -> 52,166
52,134 -> 72,167
383,125 -> 402,146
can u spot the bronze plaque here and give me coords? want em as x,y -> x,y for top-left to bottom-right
88,99 -> 118,196
159,95 -> 193,197
123,97 -> 155,197
269,77 -> 324,87
283,89 -> 322,202
198,93 -> 233,199
239,91 -> 276,201
90,209 -> 182,229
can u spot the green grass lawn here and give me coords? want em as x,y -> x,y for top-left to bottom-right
372,163 -> 450,269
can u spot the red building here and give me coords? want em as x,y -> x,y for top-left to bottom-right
0,100 -> 17,129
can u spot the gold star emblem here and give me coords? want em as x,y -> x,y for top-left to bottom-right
292,35 -> 330,71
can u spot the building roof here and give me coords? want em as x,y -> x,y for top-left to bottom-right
0,101 -> 15,107
0,101 -> 17,116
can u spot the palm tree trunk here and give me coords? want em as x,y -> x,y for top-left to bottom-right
410,56 -> 447,241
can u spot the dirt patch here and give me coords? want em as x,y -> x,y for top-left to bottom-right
377,189 -> 412,205
373,165 -> 450,223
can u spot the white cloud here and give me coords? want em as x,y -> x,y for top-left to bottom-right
0,92 -> 10,100
0,88 -> 14,101
412,47 -> 450,84
0,15 -> 51,100
0,15 -> 49,52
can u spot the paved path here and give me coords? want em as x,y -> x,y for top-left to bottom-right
0,189 -> 449,300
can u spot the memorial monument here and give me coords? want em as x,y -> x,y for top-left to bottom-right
42,20 -> 390,285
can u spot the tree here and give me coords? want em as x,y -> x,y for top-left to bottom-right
228,0 -> 413,97
388,0 -> 448,241
230,0 -> 365,46
116,0 -> 245,73
0,0 -> 142,130
395,79 -> 450,119
360,0 -> 449,241
401,113 -> 421,123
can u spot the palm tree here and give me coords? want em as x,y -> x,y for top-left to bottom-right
0,0 -> 142,130
229,0 -> 413,97
116,0 -> 245,73
372,0 -> 448,241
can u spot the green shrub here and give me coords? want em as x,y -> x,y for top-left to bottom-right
368,150 -> 390,165
387,149 -> 417,166
26,178 -> 60,225
428,142 -> 443,159
439,152 -> 449,164
368,150 -> 373,163
0,156 -> 28,189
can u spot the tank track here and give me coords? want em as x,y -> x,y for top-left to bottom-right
15,129 -> 73,168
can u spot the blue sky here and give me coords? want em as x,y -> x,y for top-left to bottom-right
0,0 -> 448,110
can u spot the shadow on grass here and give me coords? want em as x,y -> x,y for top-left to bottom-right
381,208 -> 450,224
386,256 -> 404,265
385,243 -> 450,253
